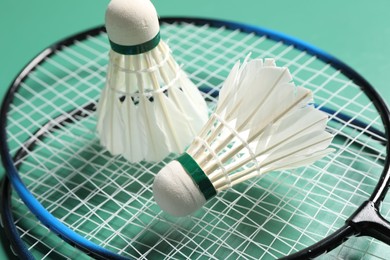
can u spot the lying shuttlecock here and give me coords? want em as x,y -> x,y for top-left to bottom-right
96,0 -> 208,162
153,57 -> 335,217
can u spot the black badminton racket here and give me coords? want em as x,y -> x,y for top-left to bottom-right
1,17 -> 390,259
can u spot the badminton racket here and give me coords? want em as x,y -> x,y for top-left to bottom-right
1,17 -> 390,259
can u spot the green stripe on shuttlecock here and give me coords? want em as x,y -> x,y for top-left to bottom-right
109,32 -> 161,55
176,153 -> 217,200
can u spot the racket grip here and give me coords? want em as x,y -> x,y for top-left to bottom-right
348,200 -> 390,244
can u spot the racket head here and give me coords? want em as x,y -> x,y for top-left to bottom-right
1,17 -> 390,259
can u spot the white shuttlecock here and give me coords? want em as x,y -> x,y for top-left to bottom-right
153,57 -> 335,217
96,0 -> 208,162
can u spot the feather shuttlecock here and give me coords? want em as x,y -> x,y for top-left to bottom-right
97,0 -> 208,162
153,58 -> 335,217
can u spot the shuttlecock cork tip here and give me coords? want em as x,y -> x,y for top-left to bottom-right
153,160 -> 207,217
105,0 -> 160,54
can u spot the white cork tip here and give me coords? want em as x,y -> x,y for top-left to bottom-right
105,0 -> 160,46
153,160 -> 206,217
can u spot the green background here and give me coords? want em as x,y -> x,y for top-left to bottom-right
1,0 -> 390,258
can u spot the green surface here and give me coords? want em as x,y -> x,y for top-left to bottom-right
1,0 -> 390,258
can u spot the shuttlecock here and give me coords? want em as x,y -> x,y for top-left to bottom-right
153,57 -> 335,217
96,0 -> 208,162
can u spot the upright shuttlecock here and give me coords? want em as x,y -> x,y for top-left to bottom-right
97,0 -> 208,162
153,57 -> 335,217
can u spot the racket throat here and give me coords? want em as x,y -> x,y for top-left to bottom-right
348,200 -> 390,244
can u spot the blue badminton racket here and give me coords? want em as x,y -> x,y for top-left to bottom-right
1,17 -> 390,259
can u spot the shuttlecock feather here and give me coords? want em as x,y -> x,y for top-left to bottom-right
96,0 -> 208,162
153,57 -> 334,217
